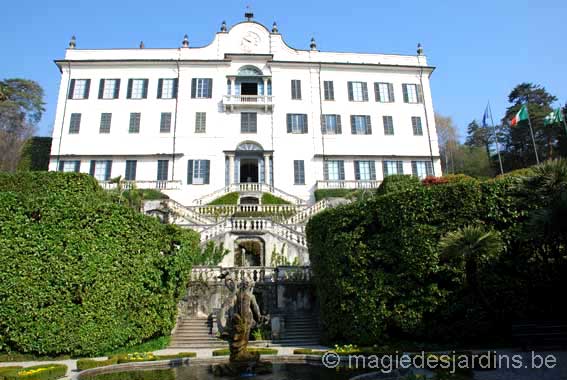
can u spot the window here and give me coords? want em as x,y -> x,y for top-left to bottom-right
291,80 -> 302,100
411,160 -> 434,179
321,114 -> 342,134
125,160 -> 137,181
157,160 -> 169,181
355,160 -> 376,180
227,79 -> 232,95
127,79 -> 148,99
375,82 -> 394,103
294,160 -> 305,185
129,112 -> 141,133
383,160 -> 404,176
350,115 -> 372,135
402,84 -> 423,104
160,112 -> 172,133
187,159 -> 210,184
191,78 -> 213,98
383,116 -> 394,135
286,114 -> 308,134
98,79 -> 120,99
158,78 -> 178,99
69,113 -> 81,134
323,81 -> 334,101
241,112 -> 257,133
412,116 -> 423,136
68,79 -> 90,99
99,113 -> 112,133
324,160 -> 345,181
195,112 -> 206,133
58,160 -> 80,172
347,81 -> 369,102
89,160 -> 112,181
267,80 -> 272,96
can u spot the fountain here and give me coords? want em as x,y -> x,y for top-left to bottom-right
212,272 -> 272,377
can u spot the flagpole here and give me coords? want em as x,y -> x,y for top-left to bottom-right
526,104 -> 540,164
488,101 -> 504,174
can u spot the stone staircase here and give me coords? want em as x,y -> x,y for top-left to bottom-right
273,312 -> 321,346
169,317 -> 227,348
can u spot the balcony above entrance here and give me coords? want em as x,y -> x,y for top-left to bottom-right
223,65 -> 273,112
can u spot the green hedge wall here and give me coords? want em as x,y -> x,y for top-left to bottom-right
0,172 -> 200,356
307,175 -> 566,345
0,364 -> 67,380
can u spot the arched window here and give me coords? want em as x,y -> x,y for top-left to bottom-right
236,141 -> 263,151
237,65 -> 263,76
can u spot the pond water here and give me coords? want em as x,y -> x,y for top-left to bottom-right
81,363 -> 369,380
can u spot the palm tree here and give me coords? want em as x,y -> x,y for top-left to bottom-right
439,225 -> 503,313
512,158 -> 567,246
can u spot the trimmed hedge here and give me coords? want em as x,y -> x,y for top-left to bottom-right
261,193 -> 290,205
376,174 -> 421,195
0,172 -> 201,356
80,369 -> 174,380
211,348 -> 277,356
208,192 -> 239,205
314,189 -> 356,201
0,365 -> 67,380
292,348 -> 326,355
76,358 -> 118,371
307,173 -> 567,345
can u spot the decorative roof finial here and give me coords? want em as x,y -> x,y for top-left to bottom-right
244,5 -> 254,21
310,37 -> 317,51
68,35 -> 76,49
139,41 -> 145,49
272,22 -> 279,33
182,34 -> 189,48
220,20 -> 227,32
417,43 -> 424,56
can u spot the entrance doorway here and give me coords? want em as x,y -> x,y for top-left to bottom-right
240,159 -> 258,183
240,82 -> 258,96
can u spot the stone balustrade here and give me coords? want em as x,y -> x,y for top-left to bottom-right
190,265 -> 312,283
316,180 -> 382,189
100,180 -> 182,190
193,183 -> 305,206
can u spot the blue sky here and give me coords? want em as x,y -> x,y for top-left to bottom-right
1,0 -> 565,139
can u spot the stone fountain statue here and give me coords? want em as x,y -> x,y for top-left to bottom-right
213,272 -> 271,376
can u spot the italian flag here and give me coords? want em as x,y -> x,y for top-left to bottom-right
510,104 -> 529,126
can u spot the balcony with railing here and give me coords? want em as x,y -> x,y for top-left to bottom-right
223,95 -> 274,112
316,180 -> 382,190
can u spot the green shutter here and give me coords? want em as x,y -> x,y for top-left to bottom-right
127,79 -> 133,99
191,78 -> 196,98
411,161 -> 418,177
207,79 -> 213,98
354,161 -> 360,180
366,115 -> 372,134
98,79 -> 105,99
157,79 -> 163,99
336,115 -> 342,134
417,84 -> 424,103
173,78 -> 179,98
362,82 -> 368,101
323,161 -> 329,180
350,115 -> 356,134
204,160 -> 210,184
388,83 -> 395,102
84,79 -> 91,99
105,160 -> 112,180
114,79 -> 121,99
402,84 -> 409,103
374,83 -> 380,102
89,160 -> 96,176
320,115 -> 326,134
369,161 -> 376,180
187,160 -> 194,184
338,161 -> 345,180
68,79 -> 76,99
286,114 -> 292,133
303,114 -> 308,133
347,82 -> 354,101
142,79 -> 148,98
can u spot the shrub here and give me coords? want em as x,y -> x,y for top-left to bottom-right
211,348 -> 277,356
314,189 -> 356,201
422,176 -> 449,186
0,365 -> 67,380
154,352 -> 196,360
376,174 -> 421,195
307,171 -> 566,346
208,192 -> 239,205
80,369 -> 174,380
0,172 -> 201,356
76,358 -> 118,371
116,352 -> 157,364
260,193 -> 290,204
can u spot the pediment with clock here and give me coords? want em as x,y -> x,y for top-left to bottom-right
225,22 -> 271,55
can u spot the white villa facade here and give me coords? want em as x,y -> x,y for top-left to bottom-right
49,15 -> 441,268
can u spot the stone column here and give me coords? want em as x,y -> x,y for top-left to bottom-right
228,154 -> 235,186
264,153 -> 270,184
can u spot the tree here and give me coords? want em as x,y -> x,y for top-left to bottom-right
501,83 -> 557,170
435,113 -> 459,175
0,79 -> 45,172
440,225 -> 503,314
